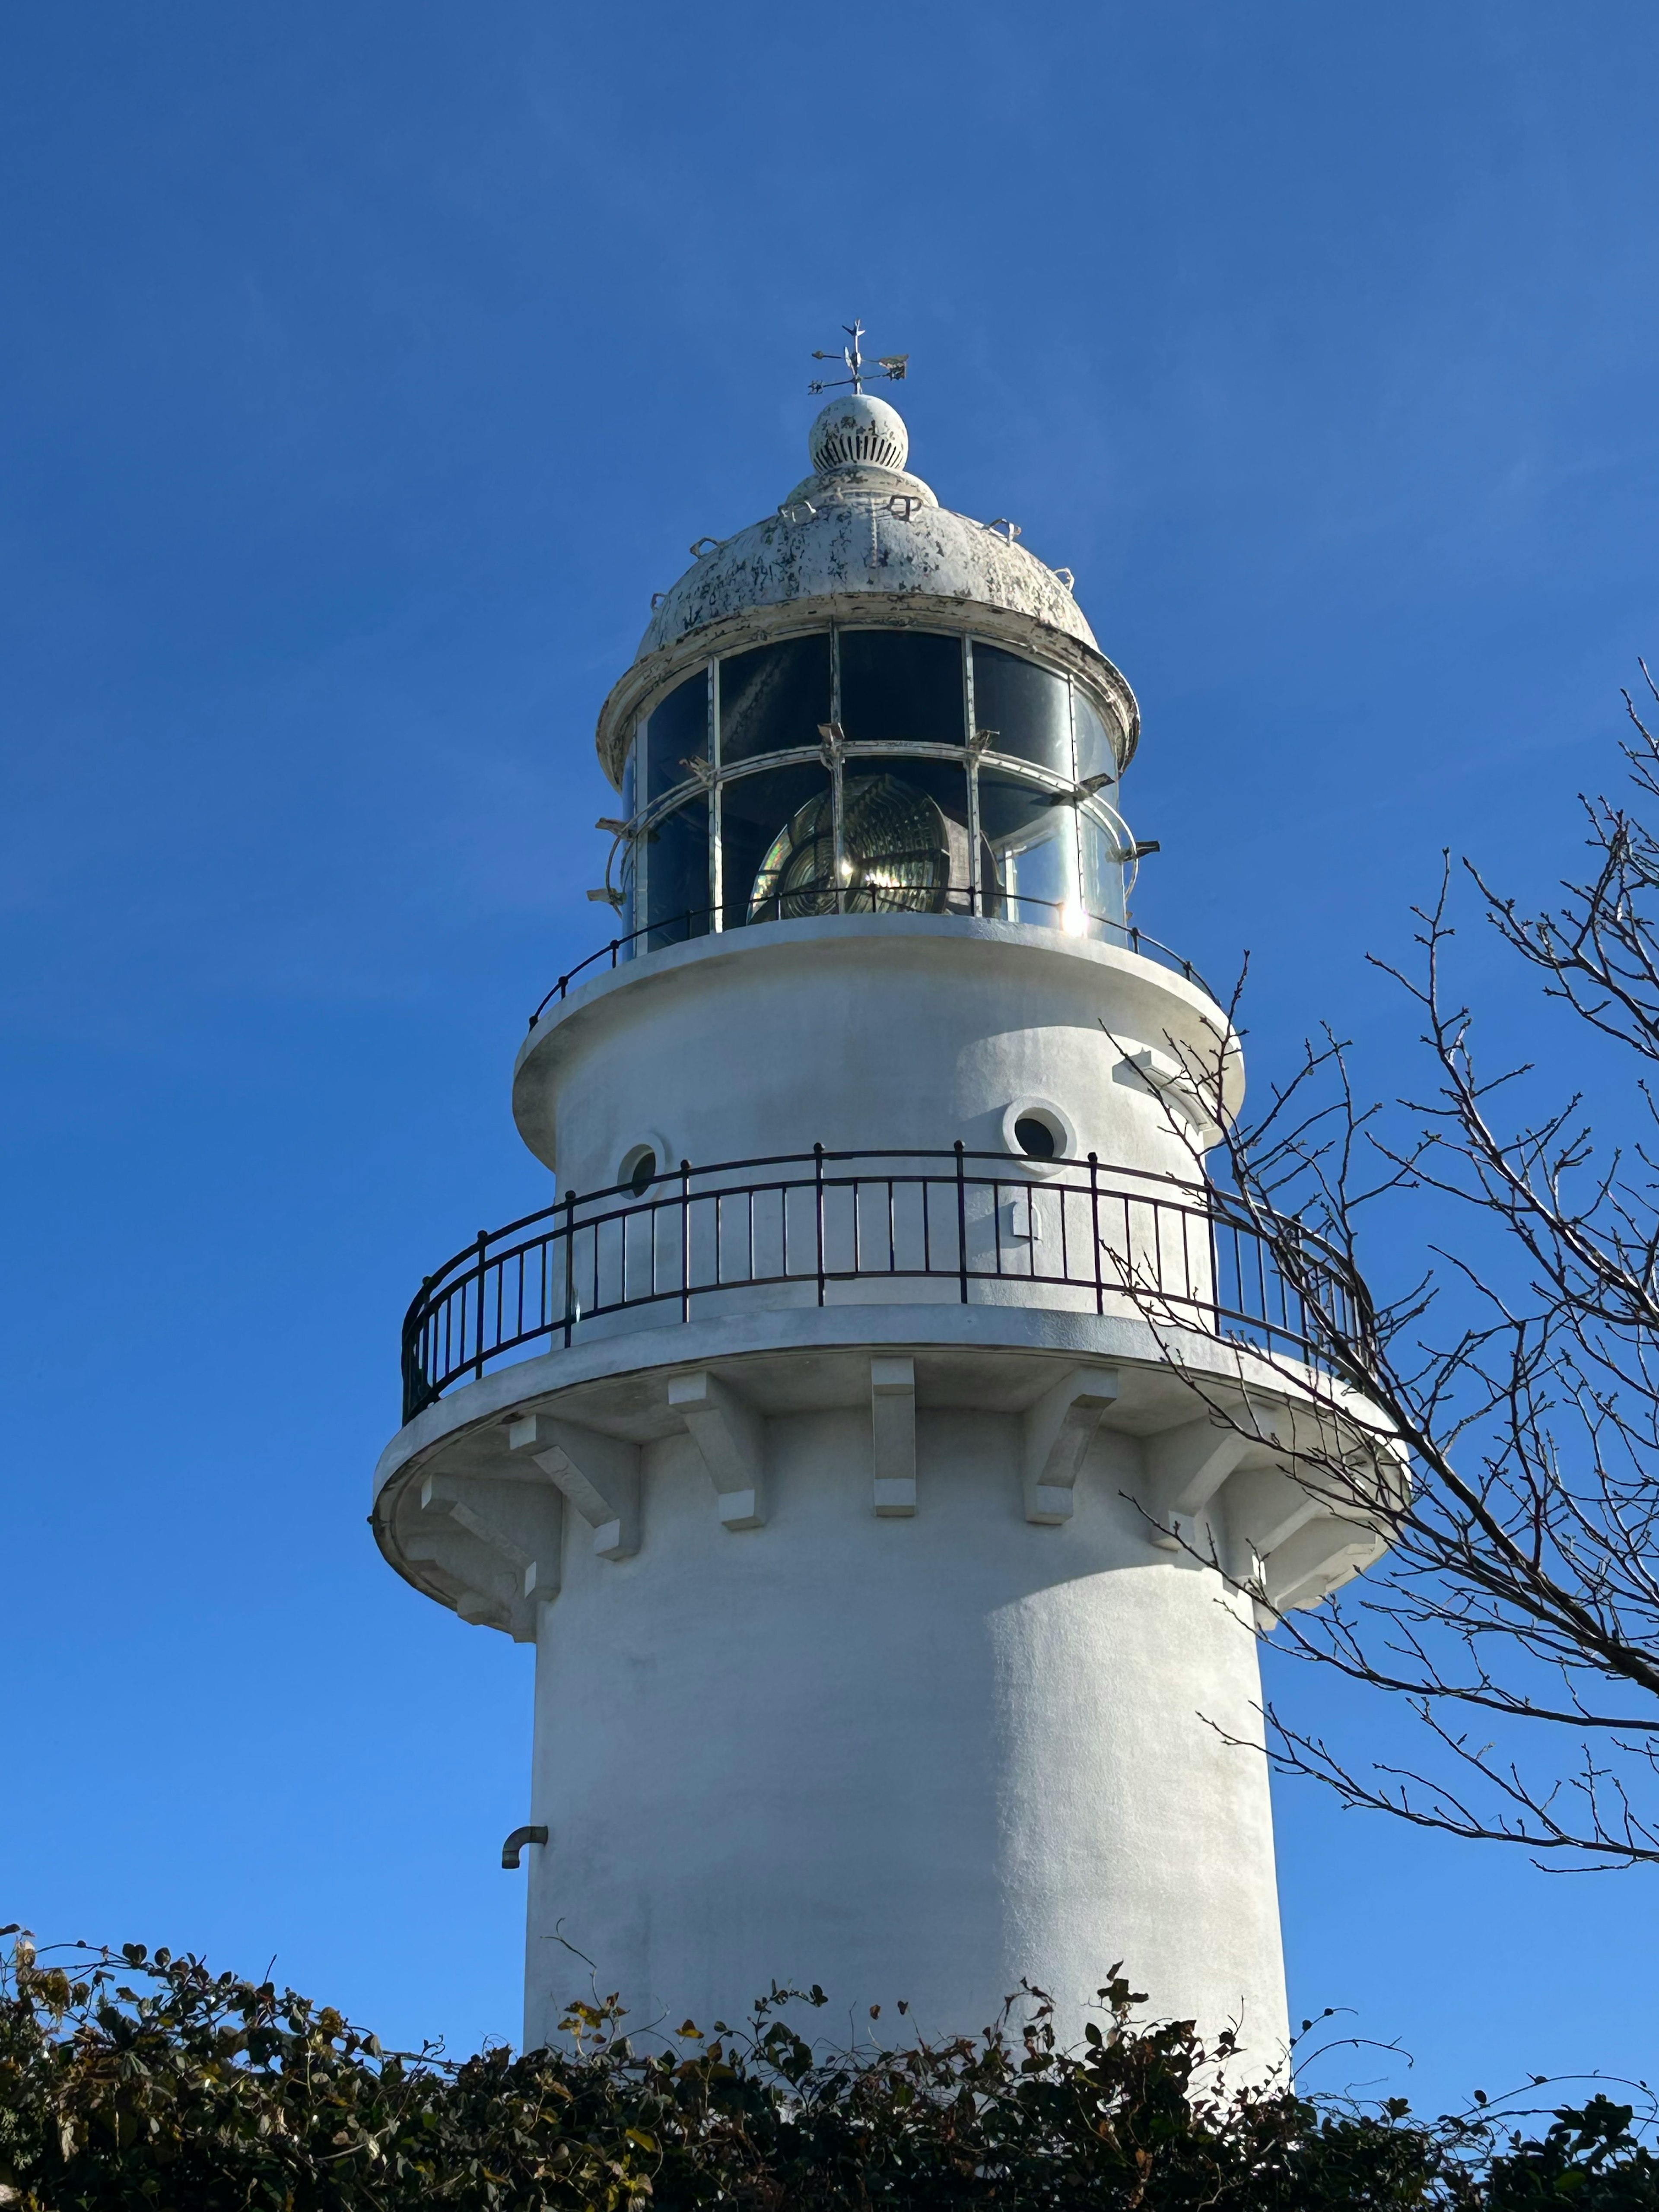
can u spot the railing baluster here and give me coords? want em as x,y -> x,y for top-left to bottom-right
814,1143 -> 826,1308
680,1160 -> 692,1323
562,1189 -> 576,1349
955,1140 -> 968,1303
473,1230 -> 489,1383
1089,1154 -> 1103,1316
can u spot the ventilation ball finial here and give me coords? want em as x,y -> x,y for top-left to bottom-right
808,393 -> 909,477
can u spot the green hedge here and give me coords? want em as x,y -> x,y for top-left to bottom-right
0,1934 -> 1652,2208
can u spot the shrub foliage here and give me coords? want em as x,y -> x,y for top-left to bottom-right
0,1932 -> 1653,2209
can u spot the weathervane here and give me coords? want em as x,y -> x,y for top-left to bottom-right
808,318 -> 908,397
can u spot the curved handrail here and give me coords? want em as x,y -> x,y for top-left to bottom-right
529,898 -> 1215,1027
400,1146 -> 1373,1423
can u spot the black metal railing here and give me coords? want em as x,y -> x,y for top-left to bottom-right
400,1146 -> 1372,1423
528,897 -> 1213,1028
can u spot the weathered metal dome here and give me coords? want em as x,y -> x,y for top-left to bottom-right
635,397 -> 1096,663
596,395 -> 1126,785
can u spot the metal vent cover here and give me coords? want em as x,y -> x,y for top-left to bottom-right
811,423 -> 908,471
807,393 -> 910,477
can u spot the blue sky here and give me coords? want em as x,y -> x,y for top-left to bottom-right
4,1 -> 1658,2114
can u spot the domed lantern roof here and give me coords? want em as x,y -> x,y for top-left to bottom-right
595,356 -> 1137,787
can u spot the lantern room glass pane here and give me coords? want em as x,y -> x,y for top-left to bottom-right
838,630 -> 966,747
970,643 -> 1073,776
1079,812 -> 1129,941
720,761 -> 832,927
643,793 -> 711,950
645,671 -> 709,803
718,635 -> 832,766
1071,688 -> 1117,786
978,769 -> 1081,932
615,746 -> 639,953
839,753 -> 974,913
617,839 -> 639,950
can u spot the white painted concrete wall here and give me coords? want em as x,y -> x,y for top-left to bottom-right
513,914 -> 1236,1196
497,916 -> 1290,2067
522,1402 -> 1287,2067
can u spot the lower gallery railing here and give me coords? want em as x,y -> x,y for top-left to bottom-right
400,1147 -> 1374,1424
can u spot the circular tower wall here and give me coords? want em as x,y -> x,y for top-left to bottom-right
372,380 -> 1397,2082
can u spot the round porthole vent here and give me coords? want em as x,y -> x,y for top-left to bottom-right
618,1142 -> 661,1197
1014,1115 -> 1057,1160
1001,1100 -> 1076,1175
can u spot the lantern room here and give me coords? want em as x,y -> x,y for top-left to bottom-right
591,391 -> 1147,956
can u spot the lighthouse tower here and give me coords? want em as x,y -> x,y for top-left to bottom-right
373,349 -> 1393,2062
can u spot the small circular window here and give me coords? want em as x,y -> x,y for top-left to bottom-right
1000,1100 -> 1075,1173
1014,1115 -> 1057,1160
618,1143 -> 658,1196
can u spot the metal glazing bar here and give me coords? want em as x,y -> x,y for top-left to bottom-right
707,658 -> 722,931
963,636 -> 982,915
828,631 -> 845,918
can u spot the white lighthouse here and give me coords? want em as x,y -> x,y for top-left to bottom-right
372,343 -> 1393,2063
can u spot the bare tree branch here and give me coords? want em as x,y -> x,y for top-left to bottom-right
1119,667 -> 1659,1867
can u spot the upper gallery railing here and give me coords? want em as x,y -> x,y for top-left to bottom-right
400,1146 -> 1373,1424
527,896 -> 1213,1028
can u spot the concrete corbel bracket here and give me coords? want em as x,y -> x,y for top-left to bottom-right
1140,1408 -> 1286,1554
1262,1513 -> 1386,1612
1021,1367 -> 1119,1525
1120,1045 -> 1222,1147
403,1526 -> 517,1635
870,1356 -> 917,1516
667,1370 -> 766,1530
413,1471 -> 565,1643
509,1411 -> 640,1562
